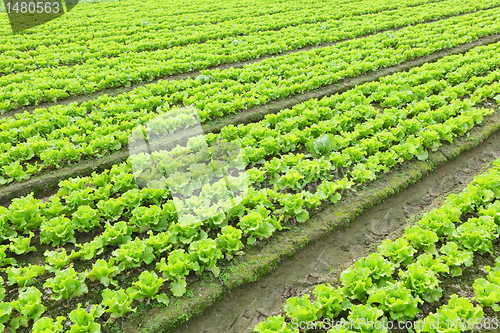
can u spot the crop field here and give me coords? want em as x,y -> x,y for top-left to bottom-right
2,0 -> 500,332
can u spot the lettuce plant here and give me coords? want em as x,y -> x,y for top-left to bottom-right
111,171 -> 137,194
121,188 -> 144,216
246,169 -> 265,186
169,216 -> 206,247
72,205 -> 101,232
415,253 -> 449,275
452,216 -> 498,255
112,237 -> 155,270
146,231 -> 174,255
367,281 -> 421,321
416,295 -> 483,333
57,177 -> 88,197
43,266 -> 88,301
66,188 -> 96,210
101,288 -> 135,319
306,134 -> 337,157
439,242 -> 473,277
484,259 -> 500,285
9,232 -> 36,255
40,216 -> 76,246
353,253 -> 394,288
44,248 -> 71,273
157,201 -> 178,230
241,188 -> 272,209
168,171 -> 195,197
8,193 -> 45,231
189,238 -> 223,277
341,253 -> 394,303
43,196 -> 67,219
340,266 -> 373,302
40,149 -> 63,168
142,187 -> 167,205
277,193 -> 309,223
6,264 -> 45,289
0,206 -> 15,241
93,184 -> 113,202
276,169 -> 303,191
473,278 -> 500,312
2,161 -> 29,183
74,237 -> 105,260
97,197 -> 124,221
377,238 -> 416,266
343,304 -> 387,333
350,163 -> 377,183
405,225 -> 439,254
254,315 -> 298,333
417,207 -> 457,237
130,205 -> 162,233
126,271 -> 169,305
284,294 -> 318,323
10,287 -> 46,331
32,316 -> 65,333
216,225 -> 244,260
313,284 -> 350,319
238,205 -> 282,245
68,303 -> 104,333
86,259 -> 120,287
399,262 -> 442,303
101,221 -> 132,246
199,205 -> 227,229
156,249 -> 192,297
0,302 -> 11,332
478,200 -> 500,224
0,245 -> 16,267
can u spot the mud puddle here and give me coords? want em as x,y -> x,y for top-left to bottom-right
170,128 -> 500,333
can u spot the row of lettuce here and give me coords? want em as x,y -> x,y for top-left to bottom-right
0,37 -> 500,331
0,0 -> 446,75
2,7 -> 500,186
254,158 -> 500,333
0,0 -> 477,111
0,0 -> 285,36
0,0 -> 452,76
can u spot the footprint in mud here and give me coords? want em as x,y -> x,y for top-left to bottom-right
230,290 -> 286,333
348,244 -> 366,260
402,204 -> 422,218
467,157 -> 483,171
370,208 -> 393,237
428,174 -> 455,197
480,148 -> 500,161
454,169 -> 470,185
298,273 -> 322,287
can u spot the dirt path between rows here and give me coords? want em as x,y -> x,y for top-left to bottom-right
169,120 -> 500,333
